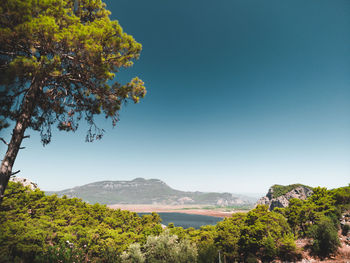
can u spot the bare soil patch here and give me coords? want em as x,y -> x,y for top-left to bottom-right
108,204 -> 246,217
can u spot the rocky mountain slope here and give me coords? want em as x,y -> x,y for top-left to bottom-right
47,178 -> 253,206
256,184 -> 313,210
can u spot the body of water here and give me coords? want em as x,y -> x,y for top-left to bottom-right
138,212 -> 223,229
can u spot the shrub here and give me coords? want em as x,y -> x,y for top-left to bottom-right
121,243 -> 145,263
278,233 -> 301,261
35,241 -> 87,263
122,231 -> 198,263
260,235 -> 277,262
309,217 -> 340,259
197,243 -> 217,263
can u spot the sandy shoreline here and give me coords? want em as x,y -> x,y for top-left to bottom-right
108,204 -> 247,218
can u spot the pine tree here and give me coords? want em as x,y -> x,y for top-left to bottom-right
0,0 -> 146,200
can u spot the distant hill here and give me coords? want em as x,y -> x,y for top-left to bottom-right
47,178 -> 254,206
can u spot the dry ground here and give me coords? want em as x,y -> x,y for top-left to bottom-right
107,204 -> 245,217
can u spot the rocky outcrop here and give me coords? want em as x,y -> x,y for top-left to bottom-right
256,185 -> 313,210
10,177 -> 38,190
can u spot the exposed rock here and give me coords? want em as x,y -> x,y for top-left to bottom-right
177,197 -> 194,205
10,177 -> 38,190
340,213 -> 350,230
284,187 -> 313,200
256,185 -> 313,210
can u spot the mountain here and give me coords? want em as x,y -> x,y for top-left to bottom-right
256,184 -> 313,210
47,178 -> 253,206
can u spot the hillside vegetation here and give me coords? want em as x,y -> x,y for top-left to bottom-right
1,182 -> 349,262
271,184 -> 313,198
0,182 -> 162,263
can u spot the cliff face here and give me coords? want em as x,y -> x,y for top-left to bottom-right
256,185 -> 313,210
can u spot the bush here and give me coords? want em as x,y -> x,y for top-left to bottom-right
309,217 -> 340,259
121,243 -> 145,263
197,243 -> 217,263
260,236 -> 278,262
122,231 -> 198,263
35,241 -> 87,263
278,233 -> 301,261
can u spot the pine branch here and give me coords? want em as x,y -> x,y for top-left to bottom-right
11,170 -> 20,176
0,138 -> 8,145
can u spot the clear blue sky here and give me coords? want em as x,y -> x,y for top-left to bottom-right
2,0 -> 349,194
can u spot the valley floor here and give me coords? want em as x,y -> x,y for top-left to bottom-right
107,204 -> 246,217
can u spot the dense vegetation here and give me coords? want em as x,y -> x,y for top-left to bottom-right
270,184 -> 313,198
0,182 -> 162,262
1,182 -> 349,262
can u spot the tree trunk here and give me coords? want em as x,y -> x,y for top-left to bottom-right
0,81 -> 39,202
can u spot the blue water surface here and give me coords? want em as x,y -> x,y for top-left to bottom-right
138,212 -> 223,229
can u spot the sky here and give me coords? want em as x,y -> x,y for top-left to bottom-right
1,0 -> 350,195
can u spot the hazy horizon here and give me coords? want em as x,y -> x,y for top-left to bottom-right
39,176 -> 338,198
40,176 -> 265,197
1,0 -> 349,194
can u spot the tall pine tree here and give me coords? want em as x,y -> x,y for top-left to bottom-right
0,0 -> 146,200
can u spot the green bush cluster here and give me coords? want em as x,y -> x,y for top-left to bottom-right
0,182 -> 162,263
121,230 -> 197,263
276,186 -> 350,258
166,206 -> 300,262
308,217 -> 340,259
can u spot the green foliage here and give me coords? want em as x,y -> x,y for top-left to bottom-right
213,206 -> 299,262
163,206 -> 300,262
331,184 -> 350,211
36,240 -> 86,263
276,185 -> 350,259
260,235 -> 277,262
238,205 -> 297,261
122,230 -> 198,263
271,184 -> 312,198
215,213 -> 244,261
278,233 -> 301,262
120,243 -> 145,263
2,182 -> 348,262
281,187 -> 341,237
309,216 -> 340,259
0,182 -> 162,262
0,0 -> 146,143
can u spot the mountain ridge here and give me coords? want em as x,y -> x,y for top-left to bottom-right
47,177 -> 255,206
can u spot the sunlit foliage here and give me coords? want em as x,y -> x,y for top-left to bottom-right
0,182 -> 161,262
1,182 -> 349,262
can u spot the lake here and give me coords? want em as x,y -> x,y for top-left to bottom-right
138,212 -> 223,229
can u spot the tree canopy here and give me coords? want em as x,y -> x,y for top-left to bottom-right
2,181 -> 349,262
0,0 -> 146,198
